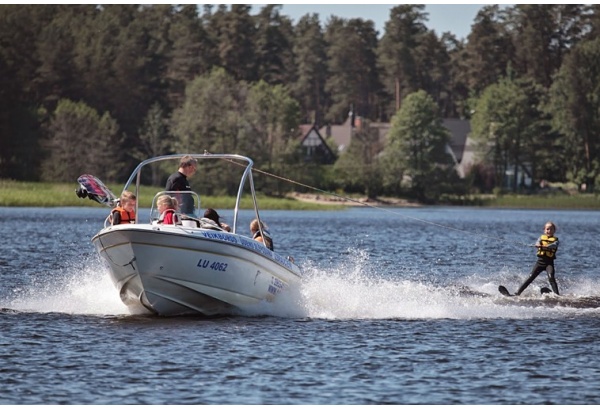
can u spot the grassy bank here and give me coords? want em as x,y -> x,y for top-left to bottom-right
0,180 -> 342,210
1,180 -> 599,210
442,192 -> 600,209
483,194 -> 600,209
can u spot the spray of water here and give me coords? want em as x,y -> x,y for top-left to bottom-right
5,249 -> 600,319
245,249 -> 600,320
4,255 -> 130,316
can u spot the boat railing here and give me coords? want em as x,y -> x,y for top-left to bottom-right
121,153 -> 265,236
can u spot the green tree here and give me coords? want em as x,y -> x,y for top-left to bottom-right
463,5 -> 513,96
134,102 -> 171,186
244,80 -> 301,194
441,33 -> 470,118
382,90 -> 454,202
0,5 -> 59,179
333,124 -> 382,198
378,5 -> 429,114
471,77 -> 541,192
292,14 -> 328,125
254,5 -> 296,86
413,30 -> 452,114
170,68 -> 244,194
510,5 -> 557,88
509,4 -> 589,88
171,69 -> 303,195
111,5 -> 172,141
589,4 -> 600,40
545,37 -> 600,192
171,68 -> 242,155
243,81 -> 300,164
212,5 -> 257,82
34,5 -> 95,108
42,99 -> 121,181
68,4 -> 172,164
72,5 -> 137,118
324,17 -> 381,123
167,4 -> 217,108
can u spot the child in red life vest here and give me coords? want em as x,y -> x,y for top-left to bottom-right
110,191 -> 136,225
157,195 -> 180,225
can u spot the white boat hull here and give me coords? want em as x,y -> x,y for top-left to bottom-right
93,224 -> 302,316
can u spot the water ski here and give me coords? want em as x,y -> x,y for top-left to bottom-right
499,285 -> 553,297
76,174 -> 118,207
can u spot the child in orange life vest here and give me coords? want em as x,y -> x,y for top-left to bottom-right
157,195 -> 180,225
110,191 -> 136,225
515,221 -> 560,295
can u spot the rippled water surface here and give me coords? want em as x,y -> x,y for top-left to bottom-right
2,206 -> 600,404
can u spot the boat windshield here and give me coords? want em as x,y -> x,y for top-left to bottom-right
150,191 -> 201,222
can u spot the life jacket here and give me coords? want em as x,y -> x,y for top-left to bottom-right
111,207 -> 135,224
253,230 -> 274,251
537,234 -> 558,259
158,209 -> 181,225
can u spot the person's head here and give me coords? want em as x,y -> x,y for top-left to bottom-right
120,191 -> 136,212
204,208 -> 222,224
178,155 -> 198,177
157,195 -> 178,212
544,221 -> 556,235
250,218 -> 268,234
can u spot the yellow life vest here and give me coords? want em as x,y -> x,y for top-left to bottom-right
536,234 -> 558,258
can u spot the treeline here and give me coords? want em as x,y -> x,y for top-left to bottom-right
1,4 -> 600,200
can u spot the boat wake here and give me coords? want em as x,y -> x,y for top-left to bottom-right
247,249 -> 600,320
4,250 -> 600,319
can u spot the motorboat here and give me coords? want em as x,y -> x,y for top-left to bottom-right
77,153 -> 302,316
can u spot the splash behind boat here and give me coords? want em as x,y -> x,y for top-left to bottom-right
78,153 -> 302,316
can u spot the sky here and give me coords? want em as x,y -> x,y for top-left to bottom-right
252,3 -> 499,40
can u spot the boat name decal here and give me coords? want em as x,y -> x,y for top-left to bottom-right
239,236 -> 272,257
200,231 -> 238,244
197,258 -> 228,272
200,231 -> 293,269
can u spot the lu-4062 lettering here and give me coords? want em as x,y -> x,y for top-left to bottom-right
197,258 -> 228,272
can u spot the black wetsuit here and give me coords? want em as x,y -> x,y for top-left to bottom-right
516,235 -> 559,295
165,171 -> 194,215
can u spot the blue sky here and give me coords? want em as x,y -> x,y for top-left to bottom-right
252,4 -> 494,40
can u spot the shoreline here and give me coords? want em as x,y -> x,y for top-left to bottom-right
286,192 -> 421,207
1,179 -> 598,209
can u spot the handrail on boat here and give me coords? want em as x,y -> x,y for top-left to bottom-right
121,153 -> 264,237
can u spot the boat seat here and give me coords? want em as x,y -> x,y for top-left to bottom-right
180,215 -> 202,228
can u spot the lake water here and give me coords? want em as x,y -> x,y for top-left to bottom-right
2,206 -> 600,405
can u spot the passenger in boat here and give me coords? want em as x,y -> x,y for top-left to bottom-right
515,221 -> 560,296
200,208 -> 231,232
156,195 -> 181,225
250,219 -> 274,251
109,191 -> 136,225
165,155 -> 198,215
